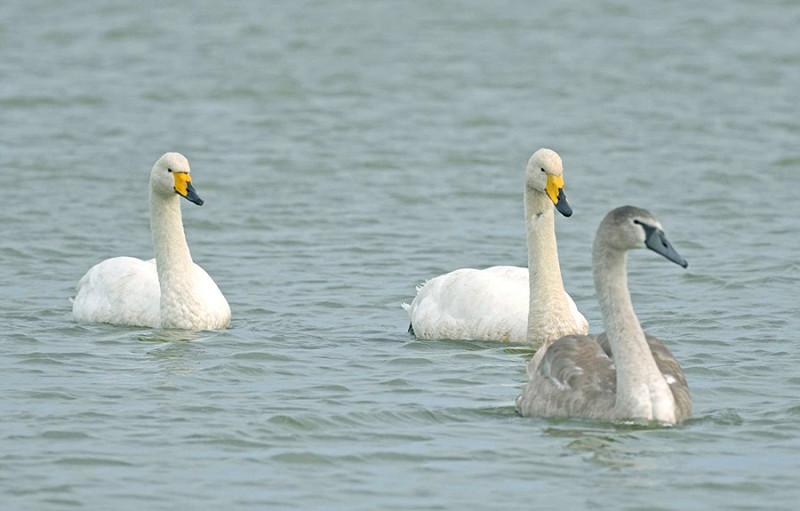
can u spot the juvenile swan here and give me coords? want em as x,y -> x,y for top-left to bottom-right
516,206 -> 690,424
403,148 -> 588,346
72,152 -> 231,330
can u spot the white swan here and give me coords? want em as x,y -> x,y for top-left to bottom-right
516,206 -> 691,424
72,152 -> 231,330
403,148 -> 588,346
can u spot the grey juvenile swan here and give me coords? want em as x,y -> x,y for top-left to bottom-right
516,206 -> 690,424
402,148 -> 588,346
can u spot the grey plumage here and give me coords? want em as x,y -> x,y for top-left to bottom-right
516,206 -> 691,424
517,332 -> 691,421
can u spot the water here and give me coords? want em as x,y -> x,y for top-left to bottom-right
2,0 -> 799,509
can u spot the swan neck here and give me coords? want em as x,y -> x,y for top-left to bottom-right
524,188 -> 570,348
593,244 -> 639,342
593,241 -> 673,420
150,190 -> 194,291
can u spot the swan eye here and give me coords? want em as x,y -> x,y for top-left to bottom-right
633,219 -> 658,239
540,167 -> 546,173
167,168 -> 173,173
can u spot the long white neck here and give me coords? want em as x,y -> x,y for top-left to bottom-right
524,188 -> 573,348
149,189 -> 196,327
593,242 -> 676,422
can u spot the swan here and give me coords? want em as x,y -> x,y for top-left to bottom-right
402,148 -> 588,346
72,152 -> 231,330
516,206 -> 690,424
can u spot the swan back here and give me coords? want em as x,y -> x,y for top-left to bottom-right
72,257 -> 160,326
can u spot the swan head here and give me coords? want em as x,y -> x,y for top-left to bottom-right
525,148 -> 572,217
599,206 -> 688,268
150,152 -> 204,206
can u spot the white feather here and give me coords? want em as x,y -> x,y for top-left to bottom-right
403,149 -> 588,345
72,153 -> 230,330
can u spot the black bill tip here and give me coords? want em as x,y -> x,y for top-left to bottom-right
182,181 -> 204,206
555,188 -> 573,217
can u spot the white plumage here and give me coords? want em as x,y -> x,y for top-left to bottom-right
403,148 -> 588,346
72,152 -> 231,330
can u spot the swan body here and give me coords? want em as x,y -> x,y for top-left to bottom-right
516,206 -> 690,424
403,148 -> 588,346
403,266 -> 585,344
72,152 -> 231,330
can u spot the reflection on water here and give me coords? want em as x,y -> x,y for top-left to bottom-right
545,424 -> 650,470
138,330 -> 217,380
137,330 -> 206,344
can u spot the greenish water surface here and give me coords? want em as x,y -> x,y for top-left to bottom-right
1,1 -> 799,509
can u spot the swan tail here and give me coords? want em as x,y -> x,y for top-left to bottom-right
401,302 -> 416,335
